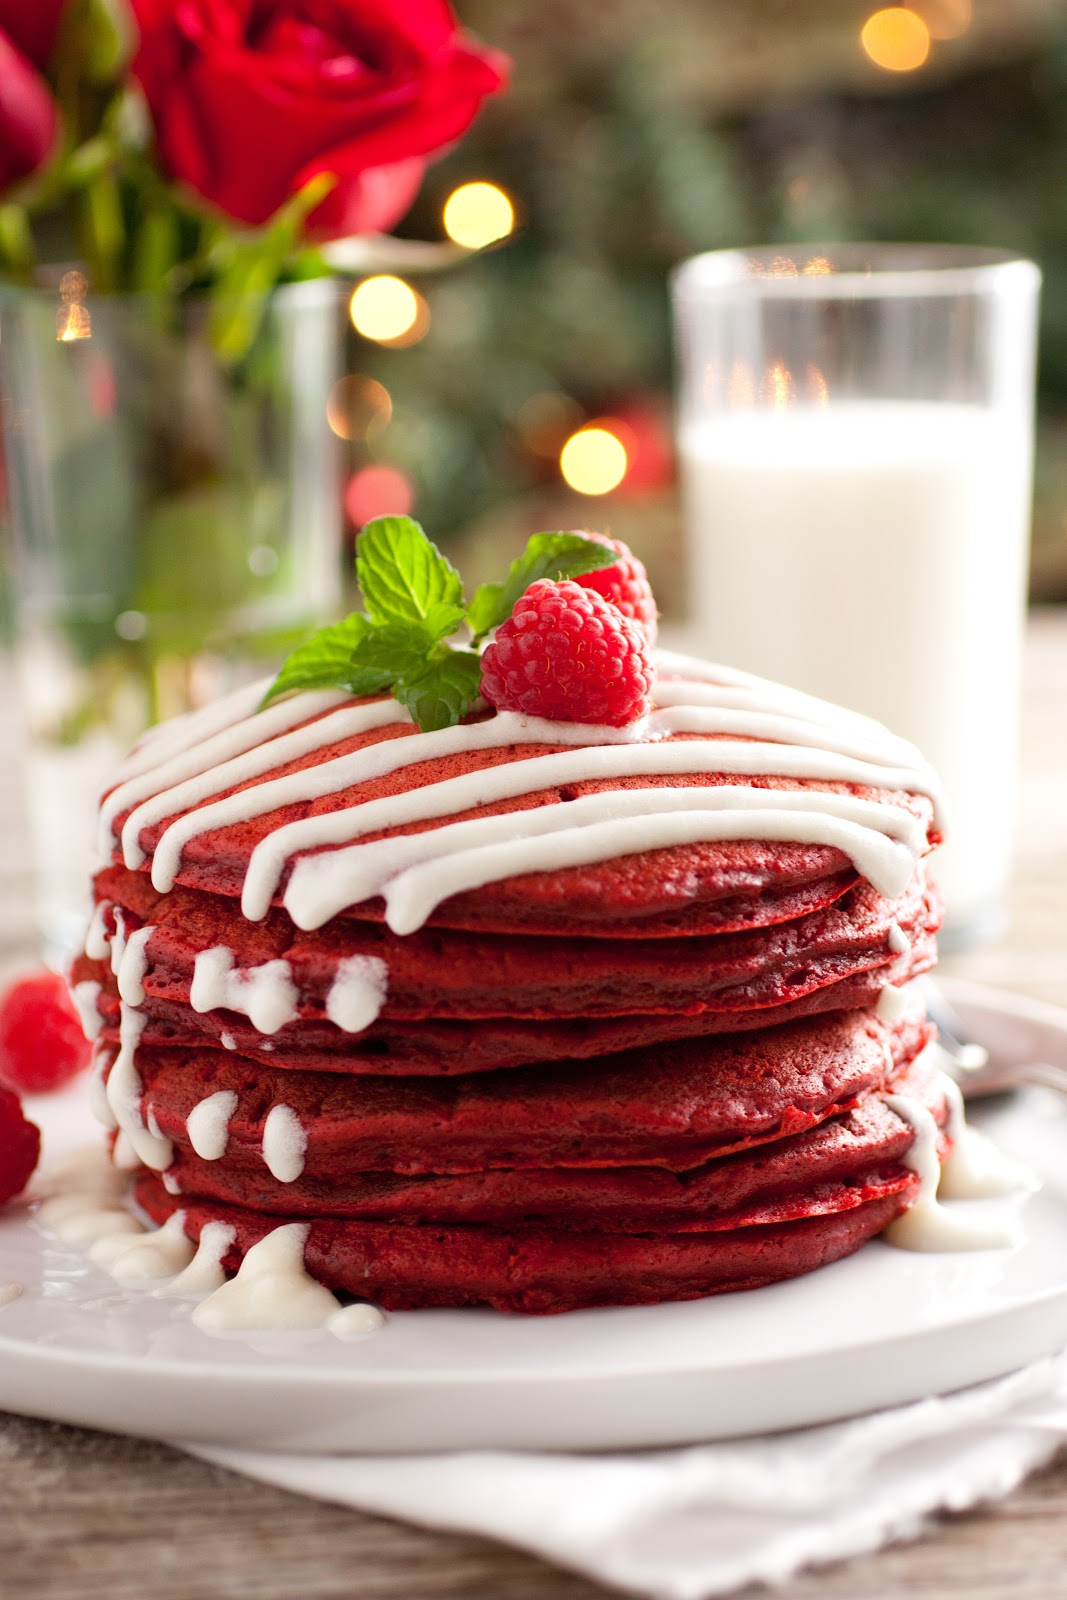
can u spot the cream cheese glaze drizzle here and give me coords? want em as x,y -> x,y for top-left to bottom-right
325,955 -> 389,1032
190,948 -> 299,1035
187,1090 -> 239,1161
94,653 -> 946,925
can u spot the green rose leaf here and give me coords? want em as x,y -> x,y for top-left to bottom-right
393,650 -> 484,733
466,531 -> 617,640
357,516 -> 466,639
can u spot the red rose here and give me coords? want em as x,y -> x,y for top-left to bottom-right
129,0 -> 509,239
0,29 -> 58,194
0,0 -> 68,68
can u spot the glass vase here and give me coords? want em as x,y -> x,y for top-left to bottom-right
0,278 -> 343,958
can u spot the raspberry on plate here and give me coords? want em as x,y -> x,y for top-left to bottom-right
0,971 -> 93,1097
0,1085 -> 40,1206
479,578 -> 655,726
575,531 -> 658,643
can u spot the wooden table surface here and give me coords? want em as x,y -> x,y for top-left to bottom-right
3,614 -> 1067,1600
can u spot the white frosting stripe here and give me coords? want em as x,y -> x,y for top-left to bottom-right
109,679 -> 270,787
380,808 -> 916,937
284,785 -> 920,932
99,688 -> 350,858
117,697 -> 406,869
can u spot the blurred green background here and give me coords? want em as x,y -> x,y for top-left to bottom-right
338,0 -> 1067,623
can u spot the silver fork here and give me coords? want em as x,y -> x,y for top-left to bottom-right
920,978 -> 1067,1099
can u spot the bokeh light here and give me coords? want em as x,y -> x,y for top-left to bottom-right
443,182 -> 516,249
560,425 -> 628,496
345,465 -> 414,526
326,375 -> 392,441
56,303 -> 91,342
917,0 -> 971,38
861,8 -> 931,71
349,277 -> 425,344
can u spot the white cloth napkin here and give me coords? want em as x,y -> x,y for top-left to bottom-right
188,1356 -> 1067,1599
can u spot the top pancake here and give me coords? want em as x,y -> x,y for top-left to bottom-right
99,670 -> 941,938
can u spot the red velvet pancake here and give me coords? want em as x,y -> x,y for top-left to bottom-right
154,1064 -> 944,1232
103,707 -> 938,936
122,1004 -> 929,1176
84,863 -> 938,1022
87,940 -> 935,1077
135,1177 -> 918,1313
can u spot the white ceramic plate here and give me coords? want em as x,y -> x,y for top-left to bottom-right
2,979 -> 1067,1454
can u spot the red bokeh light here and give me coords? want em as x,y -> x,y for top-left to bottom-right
344,465 -> 414,528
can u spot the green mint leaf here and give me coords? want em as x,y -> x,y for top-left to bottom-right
348,622 -> 435,681
357,516 -> 466,639
261,615 -> 387,706
394,650 -> 483,733
466,531 -> 618,639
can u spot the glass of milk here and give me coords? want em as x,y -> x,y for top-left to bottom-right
672,244 -> 1041,945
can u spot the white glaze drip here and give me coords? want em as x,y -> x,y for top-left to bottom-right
112,1130 -> 141,1170
186,1090 -> 239,1160
191,1223 -> 340,1331
84,901 -> 112,961
190,947 -> 298,1035
882,1093 -> 1016,1251
887,922 -> 911,956
103,1004 -> 173,1171
88,1052 -> 118,1128
72,980 -> 103,1041
327,1302 -> 385,1338
937,1069 -> 1037,1199
220,1031 -> 237,1050
97,1211 -> 195,1281
0,1283 -> 23,1308
161,1169 -> 182,1195
262,1104 -> 307,1183
876,985 -> 910,1023
157,1222 -> 236,1297
325,956 -> 389,1033
109,908 -> 127,976
116,924 -> 154,1006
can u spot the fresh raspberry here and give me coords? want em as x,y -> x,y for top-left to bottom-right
0,1085 -> 40,1206
480,579 -> 655,726
0,971 -> 93,1096
574,531 -> 658,643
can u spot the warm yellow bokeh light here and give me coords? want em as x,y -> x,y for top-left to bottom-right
443,182 -> 515,249
560,427 -> 628,496
349,276 -> 420,342
861,7 -> 931,71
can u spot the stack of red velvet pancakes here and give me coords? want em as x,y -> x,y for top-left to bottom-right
70,627 -> 949,1314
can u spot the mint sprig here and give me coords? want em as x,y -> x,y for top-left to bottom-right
262,516 -> 617,731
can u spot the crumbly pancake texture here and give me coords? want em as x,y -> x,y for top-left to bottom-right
82,652 -> 952,1313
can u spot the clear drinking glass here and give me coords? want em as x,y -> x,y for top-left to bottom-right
672,244 -> 1041,944
0,279 -> 343,958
